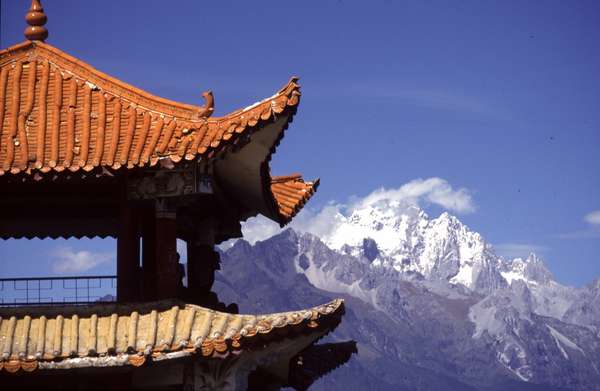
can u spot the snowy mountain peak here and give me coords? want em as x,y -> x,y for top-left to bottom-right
320,200 -> 500,289
436,210 -> 460,225
315,198 -> 556,292
501,253 -> 554,286
325,203 -> 428,255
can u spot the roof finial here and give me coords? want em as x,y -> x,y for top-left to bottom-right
24,0 -> 48,42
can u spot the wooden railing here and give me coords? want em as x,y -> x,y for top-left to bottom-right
0,275 -> 116,306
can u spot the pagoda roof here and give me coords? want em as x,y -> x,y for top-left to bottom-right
0,38 -> 317,228
0,298 -> 343,373
0,40 -> 300,175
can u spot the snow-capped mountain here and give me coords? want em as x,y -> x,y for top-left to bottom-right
212,201 -> 600,390
322,203 -> 513,292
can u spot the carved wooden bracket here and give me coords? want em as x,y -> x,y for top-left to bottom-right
127,164 -> 212,200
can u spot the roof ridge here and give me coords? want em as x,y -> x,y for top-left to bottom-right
0,41 -> 213,121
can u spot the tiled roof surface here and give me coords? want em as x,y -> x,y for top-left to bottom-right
0,299 -> 343,373
0,41 -> 300,176
271,174 -> 320,225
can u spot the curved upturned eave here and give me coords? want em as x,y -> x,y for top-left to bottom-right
208,79 -> 318,228
210,78 -> 305,227
205,77 -> 301,154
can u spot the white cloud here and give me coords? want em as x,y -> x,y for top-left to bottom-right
554,230 -> 600,240
240,216 -> 283,245
52,247 -> 114,274
493,243 -> 549,259
584,210 -> 600,225
338,83 -> 504,118
352,177 -> 475,214
238,177 -> 475,245
554,210 -> 600,240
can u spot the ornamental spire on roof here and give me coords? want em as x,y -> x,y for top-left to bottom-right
24,0 -> 48,42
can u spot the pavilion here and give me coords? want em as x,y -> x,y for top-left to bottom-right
0,2 -> 348,389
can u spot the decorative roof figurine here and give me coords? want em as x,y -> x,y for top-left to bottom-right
0,2 -> 348,389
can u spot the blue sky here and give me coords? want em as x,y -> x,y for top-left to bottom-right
1,1 -> 599,287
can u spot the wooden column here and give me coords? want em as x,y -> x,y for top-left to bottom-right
187,243 -> 220,295
117,202 -> 140,302
186,219 -> 226,309
141,205 -> 157,301
155,200 -> 180,299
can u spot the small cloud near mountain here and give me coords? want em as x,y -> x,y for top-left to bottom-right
492,243 -> 550,259
554,210 -> 600,240
51,247 -> 113,274
350,177 -> 475,214
584,210 -> 600,225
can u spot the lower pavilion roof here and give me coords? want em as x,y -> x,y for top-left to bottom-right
0,299 -> 343,373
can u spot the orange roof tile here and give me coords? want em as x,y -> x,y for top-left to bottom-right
270,174 -> 320,225
0,41 -> 300,176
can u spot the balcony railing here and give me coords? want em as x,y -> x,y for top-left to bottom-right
0,275 -> 116,306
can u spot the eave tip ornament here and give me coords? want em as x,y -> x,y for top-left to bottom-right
25,0 -> 48,42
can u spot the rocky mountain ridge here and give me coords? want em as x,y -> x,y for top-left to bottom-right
213,204 -> 600,390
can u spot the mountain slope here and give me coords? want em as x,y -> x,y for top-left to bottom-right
212,206 -> 600,390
